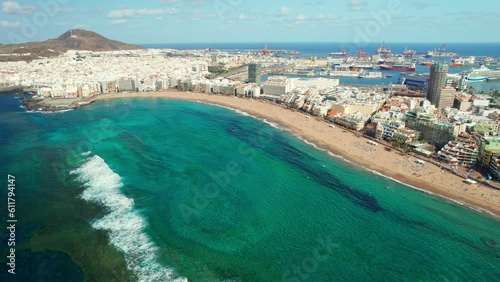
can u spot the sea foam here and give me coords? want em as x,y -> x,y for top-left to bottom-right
197,100 -> 291,132
71,155 -> 187,282
292,133 -> 497,216
80,151 -> 92,157
198,100 -> 257,119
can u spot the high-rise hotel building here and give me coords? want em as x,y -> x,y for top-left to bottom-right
427,63 -> 454,108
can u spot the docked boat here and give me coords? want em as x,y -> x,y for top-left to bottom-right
329,70 -> 360,77
329,65 -> 360,77
359,71 -> 384,79
329,51 -> 344,57
353,64 -> 374,69
424,44 -> 457,57
297,69 -> 315,76
379,63 -> 416,71
328,50 -> 348,65
449,58 -> 464,67
402,48 -> 416,58
466,76 -> 489,82
425,51 -> 458,57
464,65 -> 500,82
421,61 -> 432,67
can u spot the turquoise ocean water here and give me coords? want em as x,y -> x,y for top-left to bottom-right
1,94 -> 499,281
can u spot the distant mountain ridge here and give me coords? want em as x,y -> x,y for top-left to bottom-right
0,29 -> 143,62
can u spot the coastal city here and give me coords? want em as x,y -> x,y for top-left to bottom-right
2,0 -> 500,280
2,38 -> 500,191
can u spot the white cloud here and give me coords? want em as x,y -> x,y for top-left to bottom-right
238,14 -> 248,20
1,1 -> 36,14
296,14 -> 307,21
205,13 -> 217,19
111,19 -> 128,25
0,20 -> 22,27
280,7 -> 292,15
108,8 -> 178,19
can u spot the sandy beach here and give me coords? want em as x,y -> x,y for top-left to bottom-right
96,91 -> 500,218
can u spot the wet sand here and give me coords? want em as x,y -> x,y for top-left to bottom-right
96,91 -> 500,218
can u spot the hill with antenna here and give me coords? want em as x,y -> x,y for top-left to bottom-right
0,29 -> 144,62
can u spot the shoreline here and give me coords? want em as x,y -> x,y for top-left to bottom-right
95,91 -> 500,219
22,96 -> 96,112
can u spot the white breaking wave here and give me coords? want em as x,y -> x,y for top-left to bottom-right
197,100 -> 292,133
24,109 -> 75,114
41,109 -> 75,114
265,119 -> 294,133
293,133 -> 497,216
70,155 -> 187,282
198,101 -> 257,119
80,151 -> 92,157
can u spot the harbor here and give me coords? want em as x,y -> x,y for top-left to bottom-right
255,43 -> 500,92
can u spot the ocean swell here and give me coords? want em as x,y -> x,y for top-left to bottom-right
70,155 -> 187,282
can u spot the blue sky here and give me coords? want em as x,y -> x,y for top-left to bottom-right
1,0 -> 499,44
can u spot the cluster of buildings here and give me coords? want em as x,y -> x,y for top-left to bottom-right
0,49 -> 292,98
254,62 -> 500,181
1,49 -> 210,97
3,49 -> 500,181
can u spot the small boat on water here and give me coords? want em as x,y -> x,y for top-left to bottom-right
379,63 -> 416,71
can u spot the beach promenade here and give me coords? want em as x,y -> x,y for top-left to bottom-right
96,91 -> 500,218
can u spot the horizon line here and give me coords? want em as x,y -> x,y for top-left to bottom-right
137,41 -> 500,45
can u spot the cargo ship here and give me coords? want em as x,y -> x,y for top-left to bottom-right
379,63 -> 416,71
